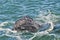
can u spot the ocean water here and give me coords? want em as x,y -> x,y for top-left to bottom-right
0,0 -> 60,40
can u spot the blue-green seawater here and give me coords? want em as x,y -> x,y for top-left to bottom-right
0,0 -> 60,40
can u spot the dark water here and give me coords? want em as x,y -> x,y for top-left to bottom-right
0,0 -> 60,40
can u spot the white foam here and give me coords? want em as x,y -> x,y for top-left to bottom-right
29,31 -> 49,40
0,22 -> 8,27
0,10 -> 60,40
29,10 -> 58,40
0,28 -> 17,33
0,28 -> 22,40
0,21 -> 15,27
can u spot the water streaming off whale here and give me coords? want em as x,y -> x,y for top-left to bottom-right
0,0 -> 60,40
0,10 -> 60,40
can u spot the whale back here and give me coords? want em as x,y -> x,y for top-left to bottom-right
13,16 -> 40,33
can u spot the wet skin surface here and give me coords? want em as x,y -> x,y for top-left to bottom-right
13,16 -> 41,33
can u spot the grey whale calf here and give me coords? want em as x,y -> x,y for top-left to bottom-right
13,16 -> 41,33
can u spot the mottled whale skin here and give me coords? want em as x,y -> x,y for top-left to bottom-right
13,16 -> 41,33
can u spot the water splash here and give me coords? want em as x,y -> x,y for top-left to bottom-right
29,22 -> 54,40
0,10 -> 60,40
0,21 -> 22,40
29,10 -> 60,40
0,22 -> 9,27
